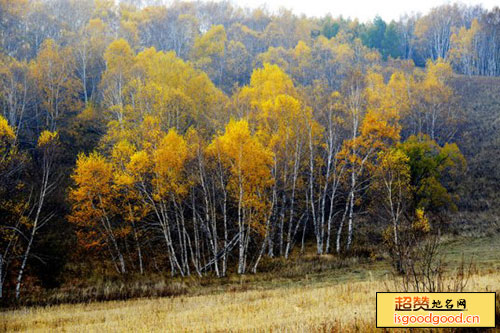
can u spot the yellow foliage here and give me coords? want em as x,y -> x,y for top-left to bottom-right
209,119 -> 273,228
134,47 -> 225,120
139,115 -> 163,150
126,150 -> 151,180
413,208 -> 431,233
153,129 -> 189,197
111,140 -> 136,166
258,94 -> 304,145
113,171 -> 134,187
0,0 -> 27,16
71,152 -> 113,199
365,71 -> 403,123
0,114 -> 15,141
360,110 -> 400,146
378,149 -> 409,175
101,44 -> 226,143
239,63 -> 297,110
292,41 -> 311,61
192,24 -> 226,62
256,46 -> 290,71
70,152 -> 115,229
425,58 -> 453,84
37,130 -> 58,147
77,104 -> 98,122
30,39 -> 81,127
103,38 -> 135,74
449,19 -> 480,74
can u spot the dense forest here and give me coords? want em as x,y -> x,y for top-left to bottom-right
0,0 -> 499,303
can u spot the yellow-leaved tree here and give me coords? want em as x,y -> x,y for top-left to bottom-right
69,151 -> 127,275
256,94 -> 314,258
237,63 -> 296,117
372,148 -> 411,271
236,64 -> 321,259
101,42 -> 227,151
30,40 -> 81,131
111,139 -> 147,274
0,114 -> 25,299
0,55 -> 30,136
16,130 -> 60,299
191,24 -> 227,86
208,119 -> 273,274
125,128 -> 191,276
449,19 -> 480,76
100,38 -> 135,124
336,69 -> 401,253
408,59 -> 457,143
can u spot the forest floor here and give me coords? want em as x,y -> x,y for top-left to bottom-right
1,233 -> 499,332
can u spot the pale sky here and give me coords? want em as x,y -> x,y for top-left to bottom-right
227,0 -> 499,22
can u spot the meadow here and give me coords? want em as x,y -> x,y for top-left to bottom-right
2,234 -> 499,332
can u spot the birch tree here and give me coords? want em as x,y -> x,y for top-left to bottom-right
69,151 -> 127,274
16,130 -> 59,299
209,119 -> 273,274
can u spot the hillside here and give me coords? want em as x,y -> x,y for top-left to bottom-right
1,2 -> 499,319
451,75 -> 500,235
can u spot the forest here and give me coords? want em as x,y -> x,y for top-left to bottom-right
0,0 -> 499,308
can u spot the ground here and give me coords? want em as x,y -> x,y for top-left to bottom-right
2,234 -> 499,332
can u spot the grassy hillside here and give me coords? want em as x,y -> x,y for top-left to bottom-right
450,75 -> 500,235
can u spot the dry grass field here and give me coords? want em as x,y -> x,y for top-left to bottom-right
2,234 -> 500,332
2,272 -> 499,332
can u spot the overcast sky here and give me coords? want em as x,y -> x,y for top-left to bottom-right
227,0 -> 498,22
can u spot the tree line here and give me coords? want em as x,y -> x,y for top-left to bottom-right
1,0 -> 499,80
0,0 -> 482,301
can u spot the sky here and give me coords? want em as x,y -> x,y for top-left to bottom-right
227,0 -> 499,22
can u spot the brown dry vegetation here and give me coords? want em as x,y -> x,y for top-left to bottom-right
451,75 -> 500,236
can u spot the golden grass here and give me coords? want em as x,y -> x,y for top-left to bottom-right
2,272 -> 499,332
